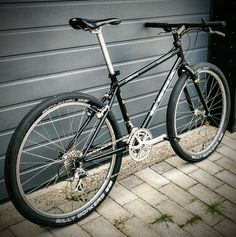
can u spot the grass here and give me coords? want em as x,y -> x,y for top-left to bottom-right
179,214 -> 202,228
205,201 -> 222,216
185,214 -> 202,225
151,213 -> 173,225
150,201 -> 223,229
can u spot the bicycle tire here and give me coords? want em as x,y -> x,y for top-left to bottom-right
167,62 -> 230,162
5,92 -> 122,227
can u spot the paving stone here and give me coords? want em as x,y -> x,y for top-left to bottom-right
151,161 -> 173,174
183,220 -> 222,237
222,200 -> 236,223
195,159 -> 223,175
0,230 -> 15,237
1,132 -> 235,236
49,223 -> 91,237
215,184 -> 236,204
214,219 -> 236,237
159,183 -> 195,207
208,152 -> 223,161
78,211 -> 100,225
216,157 -> 236,175
151,221 -> 192,237
178,164 -> 199,174
0,202 -> 25,231
163,168 -> 197,189
82,216 -> 125,237
165,156 -> 187,167
222,135 -> 236,151
165,156 -> 198,174
97,197 -> 132,224
215,170 -> 236,189
132,183 -> 168,207
119,175 -> 143,189
156,199 -> 193,225
188,184 -> 223,205
217,146 -> 236,161
124,198 -> 161,224
117,217 -> 159,237
10,220 -> 54,237
135,167 -> 169,189
227,132 -> 236,140
189,169 -> 223,189
109,183 -> 138,206
185,200 -> 224,226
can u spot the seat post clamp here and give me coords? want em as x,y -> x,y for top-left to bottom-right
108,70 -> 120,83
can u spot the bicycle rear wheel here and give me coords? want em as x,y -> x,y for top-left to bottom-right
5,92 -> 122,226
167,62 -> 230,162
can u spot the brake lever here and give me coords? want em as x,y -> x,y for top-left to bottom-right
209,28 -> 225,37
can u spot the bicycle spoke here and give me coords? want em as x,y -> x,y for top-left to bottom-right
21,160 -> 59,187
48,113 -> 65,151
22,150 -> 58,163
32,129 -> 65,152
26,139 -> 61,153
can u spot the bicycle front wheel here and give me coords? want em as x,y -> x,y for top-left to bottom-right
167,62 -> 230,162
5,92 -> 122,226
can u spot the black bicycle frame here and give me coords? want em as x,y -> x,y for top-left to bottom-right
113,48 -> 181,130
74,29 -> 210,163
81,47 -> 184,162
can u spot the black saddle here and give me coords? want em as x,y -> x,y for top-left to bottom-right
69,17 -> 121,31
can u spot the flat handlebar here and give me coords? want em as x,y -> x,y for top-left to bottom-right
145,21 -> 226,32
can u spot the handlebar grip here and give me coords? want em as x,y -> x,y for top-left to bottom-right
145,22 -> 169,28
205,21 -> 226,29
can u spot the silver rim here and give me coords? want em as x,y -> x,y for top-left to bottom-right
174,69 -> 227,157
16,100 -> 116,218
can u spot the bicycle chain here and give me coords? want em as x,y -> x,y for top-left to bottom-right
86,135 -> 129,157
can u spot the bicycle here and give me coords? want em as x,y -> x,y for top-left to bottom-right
4,17 -> 230,227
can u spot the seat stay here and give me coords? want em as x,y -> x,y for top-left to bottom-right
69,17 -> 121,31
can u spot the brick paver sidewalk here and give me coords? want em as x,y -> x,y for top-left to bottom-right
1,132 -> 236,237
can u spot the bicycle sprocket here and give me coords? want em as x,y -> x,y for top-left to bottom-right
128,128 -> 153,161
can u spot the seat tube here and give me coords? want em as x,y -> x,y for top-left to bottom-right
95,28 -> 115,75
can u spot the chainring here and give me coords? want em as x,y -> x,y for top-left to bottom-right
128,128 -> 153,161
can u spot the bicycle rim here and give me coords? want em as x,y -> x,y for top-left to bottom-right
15,100 -> 117,220
173,68 -> 227,158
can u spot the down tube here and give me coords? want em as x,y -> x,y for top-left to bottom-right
141,57 -> 181,128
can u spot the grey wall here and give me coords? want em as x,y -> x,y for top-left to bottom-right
0,0 -> 210,201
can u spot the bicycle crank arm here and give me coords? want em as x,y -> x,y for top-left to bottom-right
145,134 -> 167,146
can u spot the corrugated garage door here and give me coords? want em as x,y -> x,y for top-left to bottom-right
0,0 -> 210,201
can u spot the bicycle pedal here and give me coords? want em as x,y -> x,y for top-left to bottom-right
164,136 -> 180,142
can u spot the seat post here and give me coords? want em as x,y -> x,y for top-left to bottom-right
95,28 -> 115,75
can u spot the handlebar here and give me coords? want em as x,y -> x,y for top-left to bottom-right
145,20 -> 226,37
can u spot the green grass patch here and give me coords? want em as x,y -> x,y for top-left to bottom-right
179,214 -> 202,228
205,201 -> 222,216
185,214 -> 202,225
151,213 -> 173,224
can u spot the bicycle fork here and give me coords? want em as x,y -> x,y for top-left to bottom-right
181,65 -> 210,116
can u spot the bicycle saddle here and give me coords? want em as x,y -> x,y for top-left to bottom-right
69,17 -> 121,31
